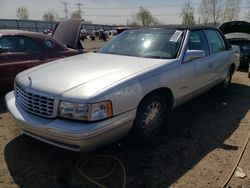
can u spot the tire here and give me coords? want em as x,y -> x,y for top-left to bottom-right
131,94 -> 169,145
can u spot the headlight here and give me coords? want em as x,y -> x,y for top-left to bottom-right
59,100 -> 113,121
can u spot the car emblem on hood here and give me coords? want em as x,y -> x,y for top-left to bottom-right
28,76 -> 32,86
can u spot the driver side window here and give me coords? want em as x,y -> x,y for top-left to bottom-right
0,36 -> 42,53
0,37 -> 12,52
188,30 -> 210,56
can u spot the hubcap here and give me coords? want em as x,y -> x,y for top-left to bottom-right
141,101 -> 163,139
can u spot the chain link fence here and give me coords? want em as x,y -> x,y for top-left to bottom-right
0,19 -> 117,33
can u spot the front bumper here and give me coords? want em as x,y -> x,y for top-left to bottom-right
5,91 -> 136,151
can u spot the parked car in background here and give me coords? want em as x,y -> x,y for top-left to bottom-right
6,26 -> 240,152
116,27 -> 130,34
79,29 -> 88,41
98,29 -> 107,41
90,31 -> 96,41
0,19 -> 83,92
42,28 -> 52,36
220,21 -> 250,68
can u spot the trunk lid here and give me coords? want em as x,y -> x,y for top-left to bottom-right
220,21 -> 250,34
52,19 -> 83,50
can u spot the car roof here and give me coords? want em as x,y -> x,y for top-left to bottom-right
127,25 -> 218,32
0,29 -> 45,37
0,30 -> 54,42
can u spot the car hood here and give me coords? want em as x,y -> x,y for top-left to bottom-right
16,53 -> 170,99
52,19 -> 83,50
220,21 -> 250,34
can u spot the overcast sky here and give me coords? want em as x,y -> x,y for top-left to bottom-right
0,0 -> 248,25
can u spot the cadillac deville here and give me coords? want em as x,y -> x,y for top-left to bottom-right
5,26 -> 240,151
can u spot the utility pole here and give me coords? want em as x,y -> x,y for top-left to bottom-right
61,1 -> 69,19
75,3 -> 83,18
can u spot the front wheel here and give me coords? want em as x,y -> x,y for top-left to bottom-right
131,94 -> 169,145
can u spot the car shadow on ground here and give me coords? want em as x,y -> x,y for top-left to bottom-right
237,66 -> 249,73
0,95 -> 7,114
4,82 -> 250,188
0,87 -> 13,114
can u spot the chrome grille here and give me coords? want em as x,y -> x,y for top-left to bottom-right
15,84 -> 57,118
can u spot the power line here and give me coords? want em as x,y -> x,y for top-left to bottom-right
66,4 -> 249,10
80,3 -> 186,9
75,3 -> 83,17
83,13 -> 179,17
60,1 -> 69,19
57,1 -> 249,21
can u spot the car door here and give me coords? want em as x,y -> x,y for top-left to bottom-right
203,29 -> 228,81
179,30 -> 211,99
0,35 -> 47,88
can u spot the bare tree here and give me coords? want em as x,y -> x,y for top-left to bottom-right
246,0 -> 250,20
152,17 -> 161,26
210,0 -> 225,25
71,10 -> 82,20
127,12 -> 140,26
223,0 -> 240,22
180,0 -> 195,26
43,10 -> 55,21
126,18 -> 139,27
16,6 -> 29,20
199,0 -> 212,25
199,0 -> 224,26
135,7 -> 159,26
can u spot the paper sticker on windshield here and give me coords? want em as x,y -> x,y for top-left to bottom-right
170,30 -> 183,42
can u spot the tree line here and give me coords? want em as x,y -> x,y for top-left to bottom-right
16,6 -> 92,24
16,0 -> 249,26
182,0 -> 243,26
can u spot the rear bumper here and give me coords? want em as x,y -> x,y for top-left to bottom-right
5,91 -> 136,151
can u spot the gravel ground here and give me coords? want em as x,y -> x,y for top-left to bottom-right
0,39 -> 249,188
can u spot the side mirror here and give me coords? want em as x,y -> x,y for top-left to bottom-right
184,50 -> 206,63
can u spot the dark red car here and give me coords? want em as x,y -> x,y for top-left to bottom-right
0,20 -> 83,92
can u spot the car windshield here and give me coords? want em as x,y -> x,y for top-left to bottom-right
98,29 -> 184,59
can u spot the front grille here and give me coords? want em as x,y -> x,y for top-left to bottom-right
15,84 -> 57,118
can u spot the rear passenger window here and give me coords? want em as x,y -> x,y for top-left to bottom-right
204,30 -> 225,54
188,30 -> 210,55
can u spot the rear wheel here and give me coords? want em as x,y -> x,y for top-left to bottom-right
131,94 -> 169,145
219,67 -> 234,92
223,68 -> 233,90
